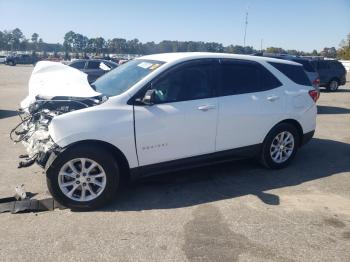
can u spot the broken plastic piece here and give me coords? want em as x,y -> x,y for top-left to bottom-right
14,184 -> 27,200
0,197 -> 66,213
18,158 -> 35,168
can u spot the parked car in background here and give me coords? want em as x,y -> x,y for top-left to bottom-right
5,54 -> 39,66
68,59 -> 118,83
256,53 -> 320,91
309,59 -> 347,91
0,55 -> 6,64
14,53 -> 317,210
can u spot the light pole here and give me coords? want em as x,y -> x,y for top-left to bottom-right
243,10 -> 248,47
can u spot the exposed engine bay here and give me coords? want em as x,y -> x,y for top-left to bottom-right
11,95 -> 105,168
11,61 -> 106,169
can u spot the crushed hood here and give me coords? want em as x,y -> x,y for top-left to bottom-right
21,61 -> 101,109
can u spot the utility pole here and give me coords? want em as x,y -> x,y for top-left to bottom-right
260,39 -> 263,52
243,6 -> 249,47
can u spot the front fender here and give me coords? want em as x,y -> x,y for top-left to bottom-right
48,105 -> 138,168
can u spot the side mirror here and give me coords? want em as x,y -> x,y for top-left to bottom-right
142,89 -> 156,105
135,89 -> 156,105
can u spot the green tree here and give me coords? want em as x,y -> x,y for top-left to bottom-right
107,38 -> 127,53
7,28 -> 25,50
265,47 -> 286,54
31,33 -> 39,50
63,31 -> 76,52
338,33 -> 350,59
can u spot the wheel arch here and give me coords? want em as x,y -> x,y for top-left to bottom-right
266,119 -> 304,147
56,139 -> 131,182
329,77 -> 340,83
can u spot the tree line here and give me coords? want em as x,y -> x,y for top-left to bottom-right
1,28 -> 349,59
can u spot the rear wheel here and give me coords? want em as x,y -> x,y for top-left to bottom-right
327,79 -> 339,92
46,145 -> 119,210
260,123 -> 300,169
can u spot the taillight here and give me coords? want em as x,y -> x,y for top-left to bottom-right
312,78 -> 320,86
309,89 -> 319,102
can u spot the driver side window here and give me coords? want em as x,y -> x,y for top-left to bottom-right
152,63 -> 215,104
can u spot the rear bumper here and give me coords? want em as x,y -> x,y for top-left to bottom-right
301,130 -> 315,146
340,75 -> 346,86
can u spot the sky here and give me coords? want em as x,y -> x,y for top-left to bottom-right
0,0 -> 349,52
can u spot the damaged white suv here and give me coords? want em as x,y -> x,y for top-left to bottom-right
13,53 -> 318,210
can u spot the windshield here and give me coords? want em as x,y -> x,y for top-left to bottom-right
93,59 -> 164,97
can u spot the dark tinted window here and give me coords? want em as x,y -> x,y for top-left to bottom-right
291,59 -> 315,72
70,61 -> 86,69
269,62 -> 310,86
330,61 -> 345,70
152,63 -> 214,103
220,61 -> 281,96
317,61 -> 329,69
87,61 -> 101,69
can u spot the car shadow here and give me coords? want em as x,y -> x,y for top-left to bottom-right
0,109 -> 19,119
99,138 -> 350,212
317,105 -> 350,114
320,88 -> 350,93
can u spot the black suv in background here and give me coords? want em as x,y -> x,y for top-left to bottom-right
69,59 -> 118,83
254,53 -> 320,89
310,59 -> 347,92
5,54 -> 39,66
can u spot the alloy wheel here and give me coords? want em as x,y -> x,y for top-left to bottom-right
58,158 -> 107,202
270,131 -> 295,163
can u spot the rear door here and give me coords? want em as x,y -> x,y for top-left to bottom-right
134,59 -> 219,166
316,60 -> 330,85
216,59 -> 284,151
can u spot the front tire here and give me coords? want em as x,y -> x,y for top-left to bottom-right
260,123 -> 300,169
46,145 -> 119,210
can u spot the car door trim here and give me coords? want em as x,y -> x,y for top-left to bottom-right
129,143 -> 261,180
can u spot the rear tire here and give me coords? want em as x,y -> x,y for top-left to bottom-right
260,123 -> 300,169
46,145 -> 119,211
326,79 -> 339,92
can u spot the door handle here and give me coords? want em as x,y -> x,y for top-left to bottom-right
197,105 -> 216,111
267,95 -> 280,102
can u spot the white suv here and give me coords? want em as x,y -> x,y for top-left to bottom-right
15,53 -> 318,210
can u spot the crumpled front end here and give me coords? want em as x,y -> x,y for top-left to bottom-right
12,105 -> 58,168
12,61 -> 106,169
12,95 -> 105,169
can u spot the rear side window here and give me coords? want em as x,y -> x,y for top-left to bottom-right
317,61 -> 329,69
220,61 -> 281,96
269,62 -> 310,86
330,61 -> 345,70
70,61 -> 85,69
87,61 -> 101,69
291,59 -> 315,72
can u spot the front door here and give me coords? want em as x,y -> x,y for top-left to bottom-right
134,60 -> 219,166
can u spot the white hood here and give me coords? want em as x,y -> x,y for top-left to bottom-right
21,61 -> 101,109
